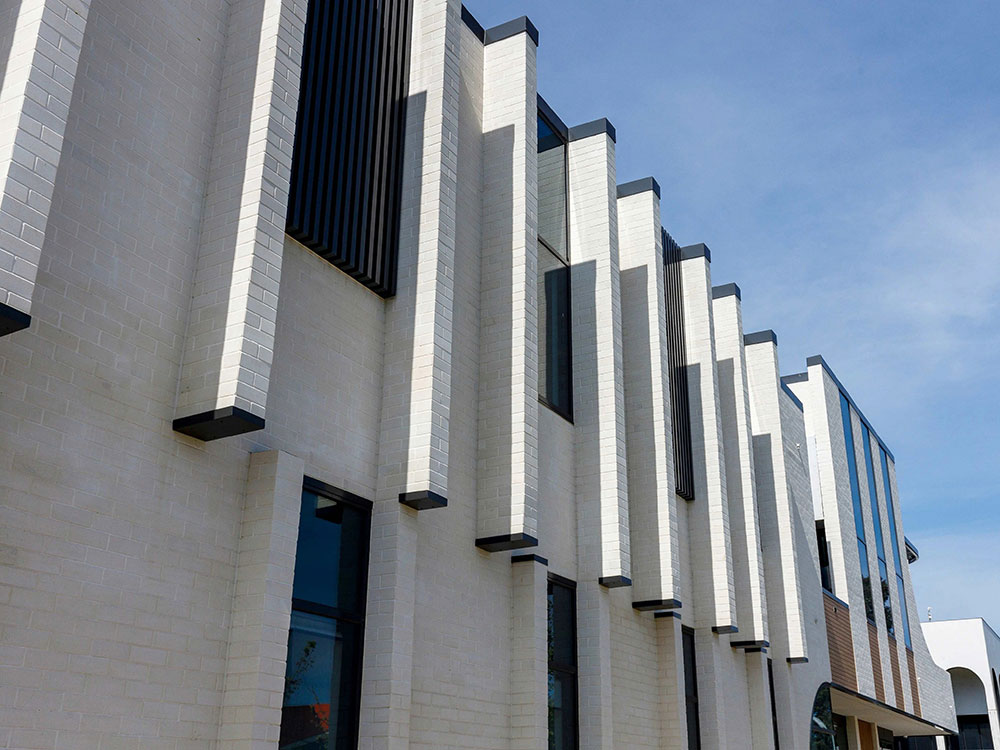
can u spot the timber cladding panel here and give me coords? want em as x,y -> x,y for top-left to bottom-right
824,592 -> 858,690
889,636 -> 904,709
907,648 -> 922,716
286,0 -> 414,296
868,621 -> 885,703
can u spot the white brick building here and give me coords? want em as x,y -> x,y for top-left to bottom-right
0,0 -> 956,748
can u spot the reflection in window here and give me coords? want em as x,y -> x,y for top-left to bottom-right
537,108 -> 572,420
881,448 -> 912,648
809,685 -> 836,750
548,577 -> 578,750
683,626 -> 701,750
280,483 -> 371,750
862,423 -> 894,636
841,394 -> 876,623
817,521 -> 833,593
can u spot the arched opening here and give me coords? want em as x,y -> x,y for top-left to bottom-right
948,667 -> 995,749
809,684 -> 849,750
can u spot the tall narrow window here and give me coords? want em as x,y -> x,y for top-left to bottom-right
768,658 -> 781,750
683,626 -> 701,750
817,520 -> 833,593
537,106 -> 572,420
664,231 -> 695,501
841,393 -> 875,623
862,423 -> 893,636
881,448 -> 912,648
280,479 -> 372,750
548,575 -> 578,750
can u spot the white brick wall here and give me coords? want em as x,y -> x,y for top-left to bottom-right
0,0 -> 90,322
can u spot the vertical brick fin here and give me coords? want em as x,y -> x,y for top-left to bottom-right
360,1 -> 462,746
663,232 -> 695,500
868,621 -> 885,702
746,336 -> 809,658
712,296 -> 768,644
0,0 -> 92,331
617,189 -> 680,606
656,614 -> 689,747
173,0 -> 308,436
568,129 -> 630,585
679,251 -> 736,630
217,450 -> 306,749
476,29 -> 539,549
509,559 -> 548,749
285,0 -> 413,297
824,592 -> 858,690
906,648 -> 921,716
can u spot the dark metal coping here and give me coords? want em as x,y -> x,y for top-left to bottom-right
746,647 -> 768,654
537,95 -> 568,139
904,537 -> 919,563
679,243 -> 711,262
823,589 -> 851,610
598,575 -> 632,588
616,177 -> 660,200
475,532 -> 538,552
486,16 -> 539,46
398,490 -> 448,510
460,5 -> 485,40
786,656 -> 809,664
828,682 -> 955,737
806,354 -> 895,462
173,406 -> 265,441
744,329 -> 777,347
712,283 -> 741,300
782,372 -> 808,385
568,118 -> 616,144
632,598 -> 682,612
654,610 -> 681,620
780,382 -> 804,412
712,625 -> 739,635
511,553 -> 548,566
731,640 -> 770,650
0,302 -> 31,336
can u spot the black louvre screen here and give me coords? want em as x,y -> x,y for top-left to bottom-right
286,0 -> 413,297
663,230 -> 695,501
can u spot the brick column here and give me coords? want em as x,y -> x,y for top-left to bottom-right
617,179 -> 681,611
510,556 -> 548,750
173,0 -> 307,440
744,650 -> 777,750
712,290 -> 768,645
679,246 -> 736,632
656,613 -> 689,749
0,0 -> 90,335
476,18 -> 540,552
217,449 -> 305,750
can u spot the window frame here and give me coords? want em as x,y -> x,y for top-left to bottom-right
547,572 -> 579,750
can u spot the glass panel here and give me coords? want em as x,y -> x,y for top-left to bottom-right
280,611 -> 363,750
548,581 -> 576,668
862,425 -> 887,561
683,627 -> 701,750
538,113 -> 568,260
896,577 -> 911,648
833,713 -> 850,750
548,670 -> 578,750
859,539 -> 876,622
292,490 -> 368,614
879,559 -> 894,636
842,395 -> 876,622
539,260 -> 573,418
881,447 -> 912,647
817,522 -> 833,593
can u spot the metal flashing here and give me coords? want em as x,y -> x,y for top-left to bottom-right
173,406 -> 265,441
484,16 -> 539,46
511,553 -> 549,566
744,330 -> 777,346
781,382 -> 804,411
616,177 -> 661,200
398,490 -> 448,511
632,599 -> 682,612
475,533 -> 538,552
460,5 -> 485,41
567,118 -> 616,143
598,575 -> 632,588
679,243 -> 711,262
712,283 -> 741,300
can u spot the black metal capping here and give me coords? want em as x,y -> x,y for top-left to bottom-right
304,475 -> 375,510
286,0 -> 413,298
711,283 -> 741,301
904,536 -> 919,563
712,625 -> 739,635
616,177 -> 661,200
598,575 -> 632,588
744,330 -> 778,347
806,354 -> 895,461
511,553 -> 549,566
680,243 -> 711,262
567,118 -> 616,143
787,656 -> 809,664
663,230 -> 695,501
460,4 -> 485,41
484,16 -> 539,46
746,647 -> 767,654
475,533 -> 538,552
780,382 -> 804,411
537,95 -> 569,139
0,302 -> 31,336
654,610 -> 682,619
173,406 -> 265,441
731,639 -> 770,650
632,598 -> 682,612
398,490 -> 447,510
781,372 -> 808,385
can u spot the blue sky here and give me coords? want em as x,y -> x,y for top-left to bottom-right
466,0 -> 1000,626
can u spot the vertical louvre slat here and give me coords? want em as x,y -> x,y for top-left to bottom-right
663,229 -> 695,500
286,0 -> 413,297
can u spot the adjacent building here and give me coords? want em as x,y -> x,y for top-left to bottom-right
923,619 -> 1000,749
0,0 -> 957,748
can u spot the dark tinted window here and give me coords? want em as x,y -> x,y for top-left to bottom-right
538,112 -> 568,260
281,482 -> 371,750
548,577 -> 578,750
957,715 -> 994,749
768,658 -> 781,750
841,394 -> 876,622
862,424 -> 894,636
817,521 -> 833,593
683,626 -> 701,750
881,448 -> 912,648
